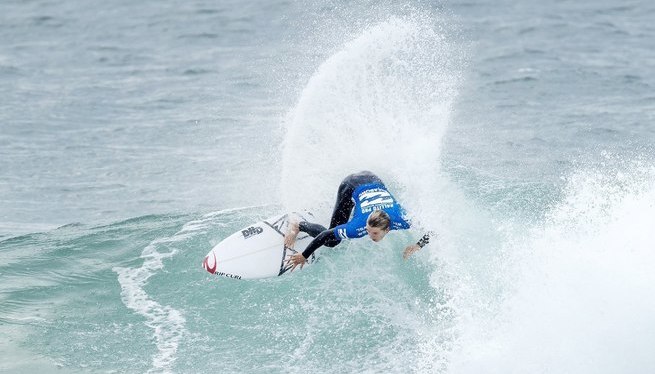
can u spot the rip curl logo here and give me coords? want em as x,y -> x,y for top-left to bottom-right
216,272 -> 242,280
202,252 -> 217,274
241,226 -> 263,239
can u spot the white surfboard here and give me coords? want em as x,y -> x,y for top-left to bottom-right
202,212 -> 318,279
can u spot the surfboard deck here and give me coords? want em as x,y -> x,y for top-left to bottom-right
202,212 -> 318,279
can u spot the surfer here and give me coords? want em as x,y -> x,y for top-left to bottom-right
285,171 -> 432,271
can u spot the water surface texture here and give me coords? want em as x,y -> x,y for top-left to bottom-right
1,0 -> 654,373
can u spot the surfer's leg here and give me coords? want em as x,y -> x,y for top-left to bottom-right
329,176 -> 356,229
328,172 -> 384,228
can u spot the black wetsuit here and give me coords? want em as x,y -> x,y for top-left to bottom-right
298,171 -> 431,258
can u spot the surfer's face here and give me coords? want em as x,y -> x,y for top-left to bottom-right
365,224 -> 390,242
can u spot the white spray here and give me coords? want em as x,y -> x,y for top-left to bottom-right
280,15 -> 461,230
446,164 -> 655,373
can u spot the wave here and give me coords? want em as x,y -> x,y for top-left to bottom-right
445,162 -> 655,373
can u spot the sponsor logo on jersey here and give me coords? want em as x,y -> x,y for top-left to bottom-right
359,189 -> 395,213
242,226 -> 263,239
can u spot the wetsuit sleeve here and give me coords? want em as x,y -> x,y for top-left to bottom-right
301,229 -> 341,259
332,220 -> 366,240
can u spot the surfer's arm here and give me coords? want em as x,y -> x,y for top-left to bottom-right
403,231 -> 435,260
284,221 -> 300,249
301,230 -> 341,258
287,229 -> 341,272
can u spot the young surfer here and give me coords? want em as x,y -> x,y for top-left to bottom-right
284,171 -> 433,271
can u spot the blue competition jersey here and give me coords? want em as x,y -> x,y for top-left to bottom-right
333,183 -> 411,240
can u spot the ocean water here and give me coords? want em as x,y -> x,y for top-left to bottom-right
1,0 -> 654,373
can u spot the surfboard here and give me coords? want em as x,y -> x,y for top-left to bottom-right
202,212 -> 318,279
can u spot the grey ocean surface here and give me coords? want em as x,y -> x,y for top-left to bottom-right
2,0 -> 655,373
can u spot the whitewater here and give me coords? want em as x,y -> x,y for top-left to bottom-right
1,0 -> 655,373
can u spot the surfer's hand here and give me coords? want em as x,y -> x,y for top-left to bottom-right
286,253 -> 306,272
403,244 -> 421,260
284,221 -> 300,249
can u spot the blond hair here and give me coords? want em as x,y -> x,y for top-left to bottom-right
367,210 -> 391,230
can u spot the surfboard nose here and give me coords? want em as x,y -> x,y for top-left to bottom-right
202,253 -> 217,274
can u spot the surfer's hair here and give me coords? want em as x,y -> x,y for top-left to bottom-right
367,210 -> 391,230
